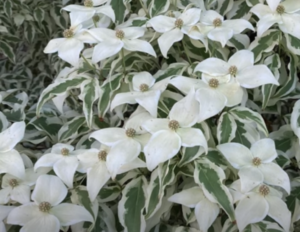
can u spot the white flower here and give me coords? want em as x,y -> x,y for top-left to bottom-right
111,72 -> 170,117
230,180 -> 291,232
7,175 -> 93,232
251,0 -> 300,37
0,168 -> 46,204
169,76 -> 243,122
143,89 -> 207,171
148,8 -> 201,57
168,186 -> 219,232
63,0 -> 115,26
194,50 -> 279,88
0,205 -> 15,232
89,113 -> 150,179
0,121 -> 26,179
34,144 -> 79,188
217,138 -> 290,193
199,10 -> 254,47
44,24 -> 97,67
77,144 -> 146,201
88,27 -> 156,63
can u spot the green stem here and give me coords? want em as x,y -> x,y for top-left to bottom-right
121,48 -> 126,75
182,41 -> 192,64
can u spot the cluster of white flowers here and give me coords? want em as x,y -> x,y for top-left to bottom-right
1,0 -> 300,231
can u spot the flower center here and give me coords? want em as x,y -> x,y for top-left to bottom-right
175,18 -> 183,28
126,128 -> 136,137
208,78 -> 219,88
115,29 -> 125,39
276,5 -> 285,14
229,65 -> 237,76
213,18 -> 222,27
84,0 -> 93,7
139,84 -> 149,92
259,185 -> 270,197
61,148 -> 70,156
252,157 -> 261,166
93,15 -> 100,22
39,202 -> 51,213
63,29 -> 74,38
9,179 -> 18,188
98,150 -> 107,161
168,120 -> 179,130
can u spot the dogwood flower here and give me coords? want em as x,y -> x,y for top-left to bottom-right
90,113 -> 150,179
251,0 -> 300,37
230,180 -> 291,232
0,205 -> 15,232
88,27 -> 156,63
168,186 -> 219,232
0,168 -> 47,204
34,143 -> 79,188
143,89 -> 207,171
169,76 -> 243,122
62,0 -> 115,26
0,121 -> 26,179
7,175 -> 93,232
77,143 -> 146,201
199,10 -> 254,47
111,72 -> 170,117
148,8 -> 201,57
44,24 -> 97,67
217,138 -> 290,193
194,50 -> 279,88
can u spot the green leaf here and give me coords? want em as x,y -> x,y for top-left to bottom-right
110,0 -> 126,24
80,79 -> 99,128
24,22 -> 36,43
119,177 -> 147,232
4,0 -> 12,17
178,146 -> 204,166
132,19 -> 148,26
91,203 -> 117,232
150,0 -> 170,17
285,33 -> 300,55
145,169 -> 161,218
36,77 -> 86,116
154,62 -> 187,82
34,7 -> 45,22
58,116 -> 86,142
230,1 -> 251,19
0,41 -> 15,63
229,106 -> 268,135
72,187 -> 95,218
217,0 -> 233,15
99,185 -> 121,202
194,158 -> 235,221
231,121 -> 255,148
206,149 -> 228,167
217,112 -> 237,144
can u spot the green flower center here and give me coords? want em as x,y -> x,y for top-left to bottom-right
259,185 -> 270,197
63,29 -> 74,38
276,5 -> 285,14
39,202 -> 51,213
252,157 -> 261,166
168,120 -> 179,130
9,179 -> 18,188
93,15 -> 100,22
208,78 -> 219,88
126,128 -> 136,137
98,150 -> 107,161
115,30 -> 125,39
84,0 -> 93,7
213,18 -> 222,27
61,148 -> 70,156
175,18 -> 183,28
139,84 -> 149,92
229,65 -> 237,76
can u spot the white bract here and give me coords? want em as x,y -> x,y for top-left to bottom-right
0,205 -> 15,232
148,8 -> 201,57
230,180 -> 291,232
251,0 -> 300,37
7,175 -> 93,232
44,24 -> 97,67
34,143 -> 79,188
199,10 -> 254,47
88,27 -> 156,63
217,138 -> 290,193
168,186 -> 220,232
111,72 -> 170,117
143,89 -> 207,171
0,121 -> 26,179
